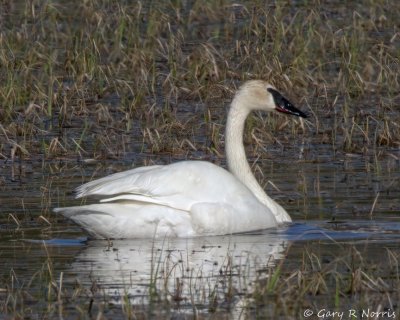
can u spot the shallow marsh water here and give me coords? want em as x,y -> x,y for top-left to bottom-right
1,0 -> 400,318
1,103 -> 400,317
1,154 -> 400,318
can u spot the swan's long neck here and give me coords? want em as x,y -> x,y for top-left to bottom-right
225,97 -> 291,223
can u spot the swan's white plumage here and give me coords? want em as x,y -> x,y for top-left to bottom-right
56,162 -> 277,238
54,80 -> 307,239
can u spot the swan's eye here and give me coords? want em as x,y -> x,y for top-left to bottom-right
267,88 -> 307,118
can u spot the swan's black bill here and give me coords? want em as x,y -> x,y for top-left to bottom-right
267,88 -> 307,118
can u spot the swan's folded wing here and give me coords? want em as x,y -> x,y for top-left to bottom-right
74,161 -> 246,212
75,165 -> 163,198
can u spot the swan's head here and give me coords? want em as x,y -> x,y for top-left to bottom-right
234,80 -> 307,118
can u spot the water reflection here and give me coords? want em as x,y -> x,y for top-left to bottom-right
11,221 -> 399,318
70,231 -> 287,309
64,221 -> 389,311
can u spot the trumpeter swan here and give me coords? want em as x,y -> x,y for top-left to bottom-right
54,80 -> 307,239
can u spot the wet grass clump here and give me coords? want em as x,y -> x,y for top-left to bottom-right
249,243 -> 400,319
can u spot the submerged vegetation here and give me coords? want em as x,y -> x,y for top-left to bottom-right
0,0 -> 399,318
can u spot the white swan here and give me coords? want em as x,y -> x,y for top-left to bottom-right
54,80 -> 307,239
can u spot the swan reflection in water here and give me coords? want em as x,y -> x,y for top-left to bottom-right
51,222 -> 378,317
69,229 -> 288,311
